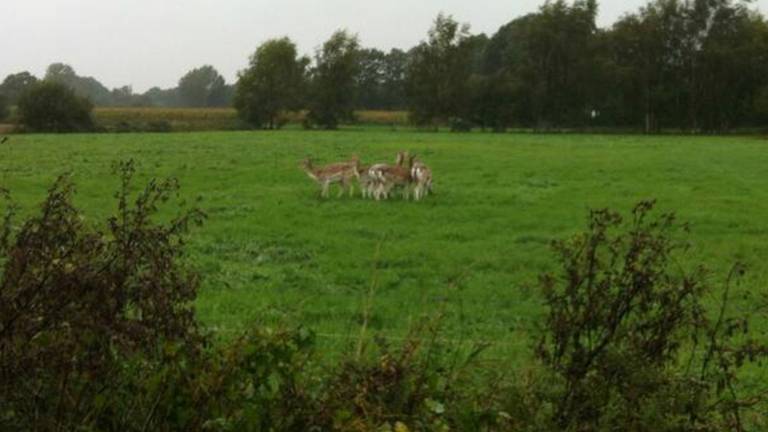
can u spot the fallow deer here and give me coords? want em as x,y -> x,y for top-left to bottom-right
301,157 -> 358,198
411,160 -> 432,200
368,152 -> 417,200
354,161 -> 377,199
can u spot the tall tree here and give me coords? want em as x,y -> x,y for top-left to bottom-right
380,49 -> 409,110
356,48 -> 410,110
306,30 -> 361,129
0,94 -> 8,122
177,65 -> 228,108
406,13 -> 474,129
234,37 -> 309,129
45,63 -> 112,106
143,87 -> 180,108
356,48 -> 388,110
689,0 -> 768,131
483,0 -> 600,128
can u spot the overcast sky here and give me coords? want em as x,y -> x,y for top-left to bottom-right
2,0 -> 767,93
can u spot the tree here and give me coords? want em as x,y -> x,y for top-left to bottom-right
17,81 -> 93,132
305,30 -> 361,129
0,71 -> 38,105
406,13 -> 474,130
177,65 -> 228,107
234,37 -> 309,129
356,48 -> 388,110
45,63 -> 113,106
689,1 -> 768,132
480,1 -> 600,129
143,86 -> 180,107
380,49 -> 409,110
0,94 -> 8,122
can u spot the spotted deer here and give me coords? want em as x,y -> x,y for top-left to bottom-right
301,157 -> 358,198
411,160 -> 432,200
368,151 -> 417,200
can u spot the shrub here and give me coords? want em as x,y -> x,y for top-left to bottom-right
17,80 -> 94,132
532,200 -> 768,431
0,160 -> 205,430
313,320 -> 491,431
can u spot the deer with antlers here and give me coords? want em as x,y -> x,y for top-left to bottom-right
301,157 -> 359,198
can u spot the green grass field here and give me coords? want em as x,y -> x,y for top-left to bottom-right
1,130 -> 767,360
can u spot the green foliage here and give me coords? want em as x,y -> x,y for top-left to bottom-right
305,30 -> 361,129
600,0 -> 768,132
0,71 -> 39,105
178,65 -> 230,108
406,13 -> 475,129
234,37 -> 309,129
17,80 -> 94,132
45,62 -> 114,106
356,48 -> 409,111
0,94 -> 8,122
478,1 -> 599,129
143,86 -> 181,107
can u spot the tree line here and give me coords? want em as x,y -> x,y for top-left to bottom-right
2,0 -> 768,132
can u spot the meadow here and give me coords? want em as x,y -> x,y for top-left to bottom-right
1,129 -> 767,361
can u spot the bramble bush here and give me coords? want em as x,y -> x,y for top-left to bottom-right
528,201 -> 768,431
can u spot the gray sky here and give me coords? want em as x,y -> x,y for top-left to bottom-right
2,0 -> 767,93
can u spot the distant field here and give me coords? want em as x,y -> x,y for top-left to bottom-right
92,107 -> 409,132
1,130 -> 767,360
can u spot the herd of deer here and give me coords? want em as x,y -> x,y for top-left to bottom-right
301,151 -> 433,200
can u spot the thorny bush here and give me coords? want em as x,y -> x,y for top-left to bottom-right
0,160 -> 205,429
534,200 -> 768,431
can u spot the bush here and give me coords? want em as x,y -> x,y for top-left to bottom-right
17,80 -> 94,132
313,321 -> 494,431
0,160 -> 205,430
531,200 -> 768,431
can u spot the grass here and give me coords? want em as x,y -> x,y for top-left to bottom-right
1,130 -> 767,361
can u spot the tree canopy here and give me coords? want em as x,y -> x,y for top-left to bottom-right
305,30 -> 361,129
17,80 -> 94,132
177,65 -> 229,108
234,37 -> 309,129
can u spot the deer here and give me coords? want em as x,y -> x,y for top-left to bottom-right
301,157 -> 359,198
368,151 -> 417,200
353,160 -> 377,199
411,159 -> 433,201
